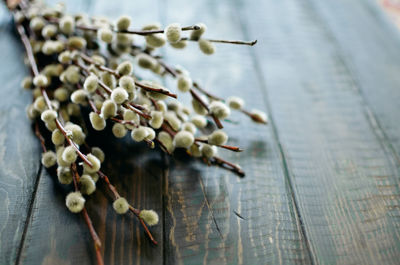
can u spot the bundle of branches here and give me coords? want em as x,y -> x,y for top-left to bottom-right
7,0 -> 266,264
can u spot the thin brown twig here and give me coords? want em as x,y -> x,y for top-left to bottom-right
71,163 -> 104,265
97,171 -> 158,245
212,156 -> 245,176
194,138 -> 243,152
189,88 -> 223,129
181,37 -> 257,46
34,122 -> 47,152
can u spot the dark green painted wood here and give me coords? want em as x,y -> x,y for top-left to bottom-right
0,11 -> 42,265
162,0 -> 310,264
237,0 -> 400,264
308,0 -> 400,163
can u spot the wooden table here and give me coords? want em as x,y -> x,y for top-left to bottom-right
1,0 -> 400,264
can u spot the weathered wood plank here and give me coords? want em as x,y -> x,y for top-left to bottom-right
308,0 -> 400,162
16,1 -> 164,265
0,11 -> 42,265
237,0 -> 400,264
162,0 -> 311,264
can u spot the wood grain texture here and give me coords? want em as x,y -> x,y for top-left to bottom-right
308,0 -> 400,163
162,0 -> 311,264
15,1 -> 164,265
0,12 -> 42,265
237,0 -> 400,264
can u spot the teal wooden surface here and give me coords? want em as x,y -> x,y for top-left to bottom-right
0,0 -> 400,264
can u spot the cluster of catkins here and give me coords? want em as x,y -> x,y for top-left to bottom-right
15,0 -> 266,247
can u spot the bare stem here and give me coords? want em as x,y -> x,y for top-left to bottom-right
212,156 -> 245,176
34,122 -> 47,152
71,164 -> 104,265
181,37 -> 257,46
189,88 -> 223,129
195,138 -> 243,152
97,171 -> 158,245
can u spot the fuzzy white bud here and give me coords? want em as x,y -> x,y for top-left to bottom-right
139,209 -> 159,226
250,109 -> 268,124
89,112 -> 106,131
227,96 -> 244,110
149,111 -> 164,129
62,145 -> 77,164
131,126 -> 149,142
30,17 -> 45,31
165,23 -> 181,43
71,90 -> 87,104
79,174 -> 96,195
182,122 -> 197,134
21,76 -> 32,89
58,50 -> 71,64
191,115 -> 207,128
101,72 -> 116,89
190,23 -> 207,40
41,24 -> 58,38
57,167 -> 73,184
137,53 -> 157,69
111,87 -> 128,104
33,74 -> 49,87
145,33 -> 166,48
209,101 -> 230,119
117,61 -> 133,76
208,130 -> 228,145
115,15 -> 131,31
170,40 -> 187,49
83,153 -> 101,173
60,15 -> 75,35
33,96 -> 47,113
173,131 -> 194,148
113,197 -> 129,214
100,99 -> 117,119
200,144 -> 217,158
192,98 -> 208,115
118,76 -> 135,92
65,192 -> 85,213
112,123 -> 127,138
198,39 -> 215,55
177,75 -> 192,92
41,151 -> 57,168
51,129 -> 65,146
157,131 -> 174,153
83,75 -> 98,93
91,147 -> 105,163
40,109 -> 58,123
164,112 -> 181,131
97,27 -> 113,43
189,144 -> 202,157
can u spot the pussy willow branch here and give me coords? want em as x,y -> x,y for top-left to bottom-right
16,23 -> 94,167
156,55 -> 267,124
71,163 -> 104,265
79,53 -> 177,98
46,17 -> 200,36
76,60 -> 152,119
32,116 -> 103,265
44,16 -> 257,46
97,171 -> 158,245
